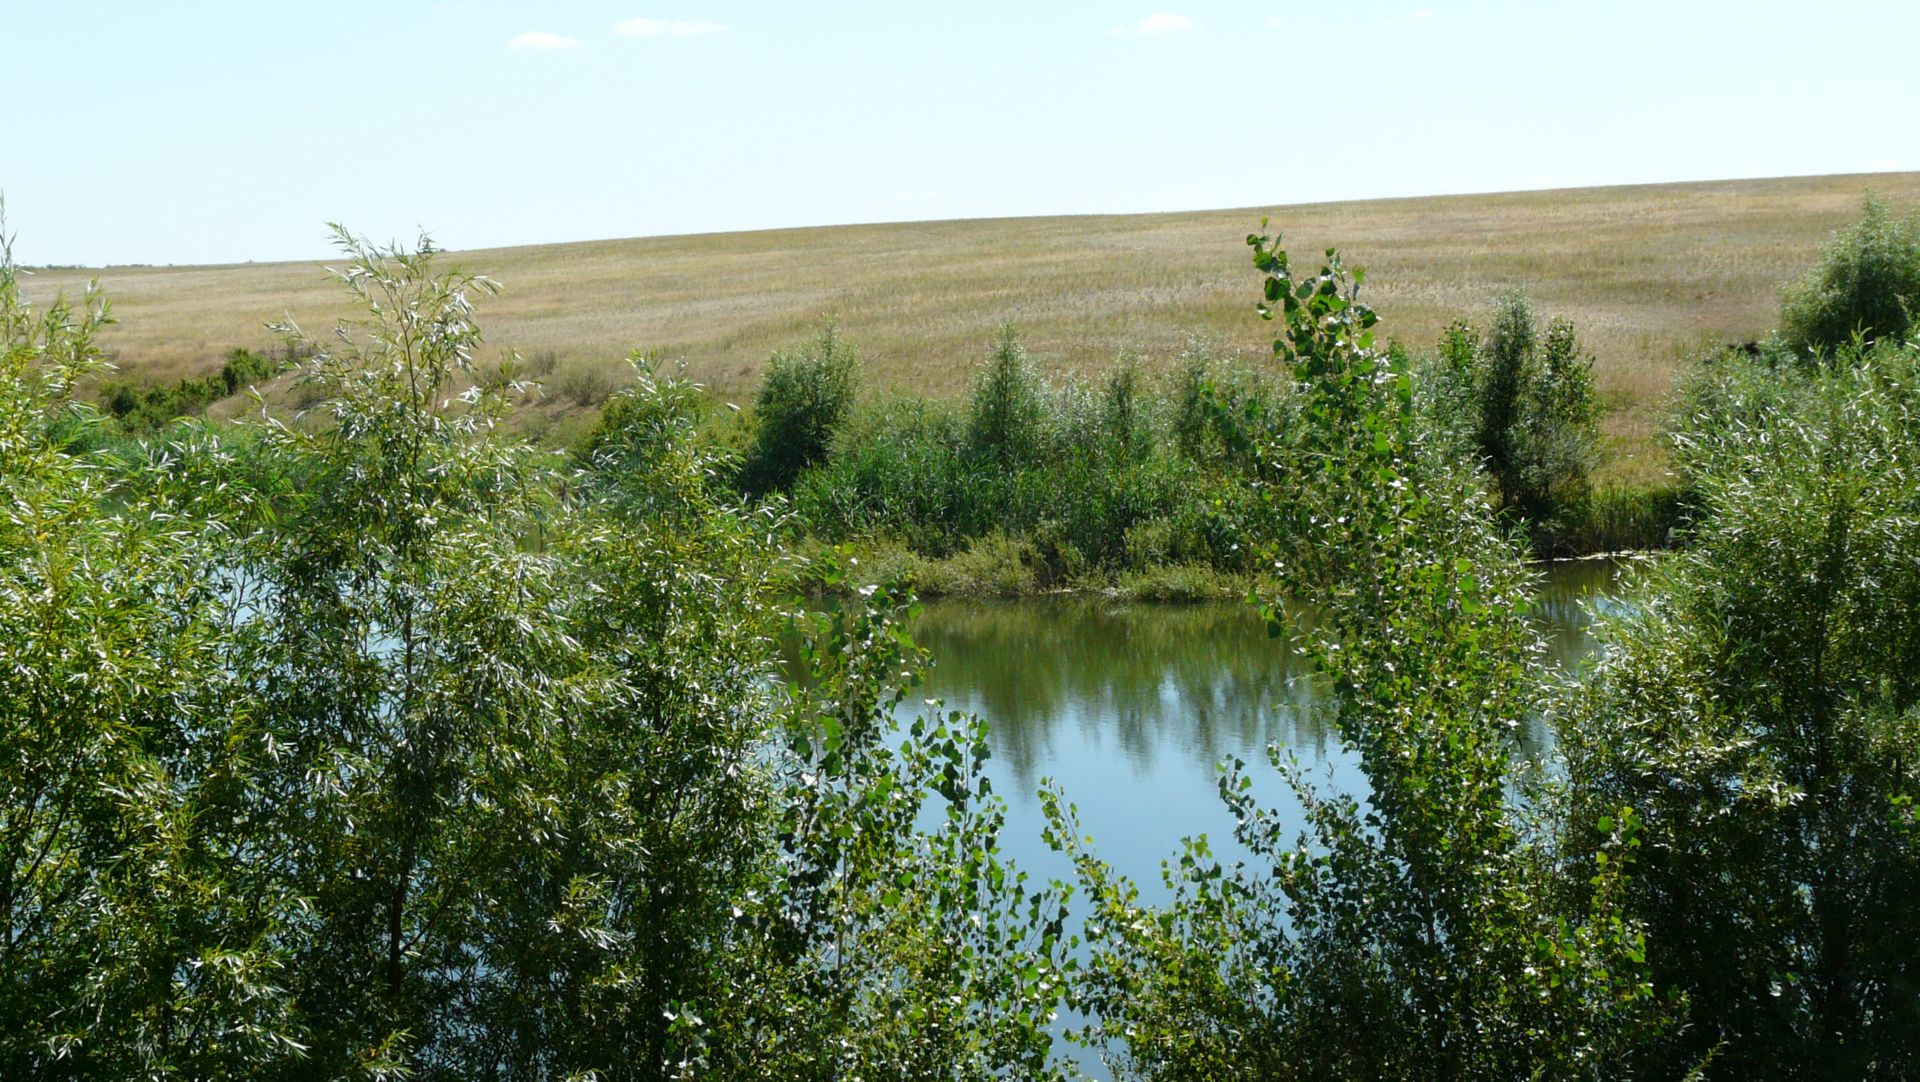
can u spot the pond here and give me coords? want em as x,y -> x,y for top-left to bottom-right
903,557 -> 1633,905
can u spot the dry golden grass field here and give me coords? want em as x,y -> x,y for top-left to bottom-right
23,171 -> 1920,482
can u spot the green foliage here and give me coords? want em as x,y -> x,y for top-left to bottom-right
1099,352 -> 1150,456
711,578 -> 1074,1079
1111,561 -> 1244,602
1,220 -> 1072,1079
1780,194 -> 1920,357
1,206 -> 307,1077
1475,290 -> 1536,486
1429,291 -> 1600,522
1518,315 -> 1600,504
1412,320 -> 1481,456
24,190 -> 1920,1079
98,347 -> 282,433
578,352 -> 731,520
741,322 -> 860,495
221,345 -> 277,390
1564,340 -> 1920,1078
1166,336 -> 1289,465
1538,483 -> 1686,557
783,331 -> 1281,585
1051,231 -> 1667,1079
966,325 -> 1048,468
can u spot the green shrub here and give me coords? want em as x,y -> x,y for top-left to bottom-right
552,354 -> 625,406
1099,352 -> 1150,455
741,321 -> 860,495
1,221 -> 1075,1078
1165,336 -> 1285,465
578,354 -> 727,518
1427,319 -> 1480,428
1514,316 -> 1599,505
1564,338 -> 1920,1076
790,398 -> 983,555
965,324 -> 1046,467
218,346 -> 276,392
788,348 -> 1286,576
96,346 -> 280,433
1443,291 -> 1600,519
1475,289 -> 1536,487
1780,194 -> 1920,356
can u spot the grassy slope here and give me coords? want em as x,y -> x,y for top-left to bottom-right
25,171 -> 1920,482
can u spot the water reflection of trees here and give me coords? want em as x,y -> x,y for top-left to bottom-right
913,599 -> 1331,789
1531,557 -> 1631,670
910,560 -> 1624,791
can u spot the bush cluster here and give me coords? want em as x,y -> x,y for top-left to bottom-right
739,322 -> 860,495
739,297 -> 1623,586
1,230 -> 1071,1079
1051,229 -> 1920,1081
97,346 -> 279,431
1426,290 -> 1599,519
780,334 -> 1282,587
1563,335 -> 1920,1076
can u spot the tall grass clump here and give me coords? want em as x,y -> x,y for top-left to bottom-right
1537,483 -> 1687,556
1780,194 -> 1920,357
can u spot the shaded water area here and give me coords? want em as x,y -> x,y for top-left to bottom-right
904,558 -> 1632,904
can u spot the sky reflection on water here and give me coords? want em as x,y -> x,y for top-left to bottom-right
904,558 -> 1631,901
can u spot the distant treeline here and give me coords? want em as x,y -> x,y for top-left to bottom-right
680,283 -> 1665,593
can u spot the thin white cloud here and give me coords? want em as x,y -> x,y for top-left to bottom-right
1109,13 -> 1192,36
509,31 -> 581,50
1375,8 -> 1437,30
614,17 -> 727,37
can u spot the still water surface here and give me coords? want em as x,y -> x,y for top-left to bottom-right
904,558 -> 1631,903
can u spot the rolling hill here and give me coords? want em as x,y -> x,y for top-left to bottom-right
23,171 -> 1920,481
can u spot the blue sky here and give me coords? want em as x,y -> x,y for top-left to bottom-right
5,0 -> 1916,265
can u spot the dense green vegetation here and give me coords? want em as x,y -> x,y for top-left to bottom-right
5,197 -> 1919,1078
742,296 -> 1635,591
1565,334 -> 1920,1074
96,346 -> 281,432
1050,238 -> 1669,1078
1,225 -> 1069,1078
1426,292 -> 1598,515
738,323 -> 859,496
1780,193 -> 1920,357
770,333 -> 1281,594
